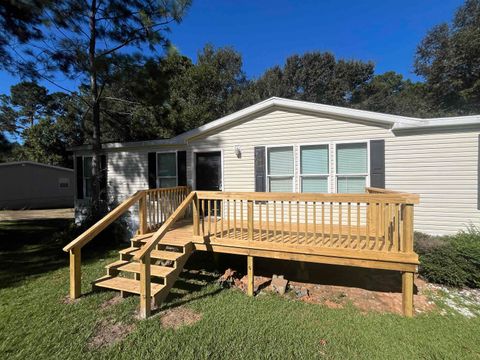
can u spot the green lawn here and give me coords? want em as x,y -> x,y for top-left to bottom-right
1,220 -> 479,359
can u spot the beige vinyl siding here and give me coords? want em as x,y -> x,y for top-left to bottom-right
385,132 -> 479,235
187,110 -> 389,192
188,110 -> 479,235
74,146 -> 181,233
107,150 -> 149,199
74,109 -> 479,235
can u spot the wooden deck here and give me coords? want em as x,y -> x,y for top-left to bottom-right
63,187 -> 420,318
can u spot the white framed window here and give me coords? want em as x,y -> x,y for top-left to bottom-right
300,144 -> 329,193
335,142 -> 368,193
157,152 -> 177,188
83,156 -> 93,198
267,146 -> 294,192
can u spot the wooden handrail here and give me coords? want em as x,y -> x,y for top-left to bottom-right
195,191 -> 419,204
134,191 -> 196,261
63,191 -> 144,252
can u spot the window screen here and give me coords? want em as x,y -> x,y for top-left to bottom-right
300,145 -> 329,193
336,143 -> 367,193
157,152 -> 177,188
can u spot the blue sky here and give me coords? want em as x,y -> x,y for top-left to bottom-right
0,0 -> 463,95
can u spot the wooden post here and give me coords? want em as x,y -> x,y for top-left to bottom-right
402,203 -> 414,317
193,194 -> 200,236
69,247 -> 81,299
247,255 -> 254,297
247,200 -> 254,242
138,192 -> 148,235
139,254 -> 151,319
402,272 -> 414,317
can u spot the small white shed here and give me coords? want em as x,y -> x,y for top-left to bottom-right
0,161 -> 74,209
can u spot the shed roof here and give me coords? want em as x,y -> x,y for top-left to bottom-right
0,161 -> 73,172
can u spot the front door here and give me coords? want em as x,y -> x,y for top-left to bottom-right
195,151 -> 222,191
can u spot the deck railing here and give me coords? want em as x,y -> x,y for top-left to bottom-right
143,187 -> 191,232
194,191 -> 419,256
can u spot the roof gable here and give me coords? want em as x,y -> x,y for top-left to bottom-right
71,97 -> 480,151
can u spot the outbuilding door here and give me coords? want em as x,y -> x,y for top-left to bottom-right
195,151 -> 222,191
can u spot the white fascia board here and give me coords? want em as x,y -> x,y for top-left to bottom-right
393,114 -> 480,130
69,97 -> 480,150
69,138 -> 183,151
179,97 -> 422,143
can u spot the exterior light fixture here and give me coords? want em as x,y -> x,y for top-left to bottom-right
234,145 -> 242,158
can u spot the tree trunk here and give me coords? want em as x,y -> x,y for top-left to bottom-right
88,0 -> 103,219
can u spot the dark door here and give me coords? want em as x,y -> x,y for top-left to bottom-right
195,152 -> 222,191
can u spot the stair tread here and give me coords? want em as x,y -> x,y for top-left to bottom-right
93,275 -> 164,296
119,247 -> 184,261
106,260 -> 175,277
131,235 -> 191,247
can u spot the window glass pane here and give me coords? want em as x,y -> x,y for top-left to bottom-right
85,178 -> 92,197
158,177 -> 177,188
269,177 -> 293,192
301,145 -> 328,174
268,147 -> 293,176
84,157 -> 92,177
337,176 -> 366,193
157,153 -> 176,177
336,143 -> 367,174
302,177 -> 328,193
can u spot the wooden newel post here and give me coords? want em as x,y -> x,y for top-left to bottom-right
69,247 -> 81,299
401,203 -> 414,317
139,254 -> 151,319
192,194 -> 200,236
138,192 -> 148,235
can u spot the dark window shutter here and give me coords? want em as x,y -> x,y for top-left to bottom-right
177,151 -> 187,186
100,155 -> 107,200
254,147 -> 266,192
370,140 -> 385,188
147,152 -> 157,189
76,156 -> 84,200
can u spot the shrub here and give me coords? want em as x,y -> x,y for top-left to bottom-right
415,227 -> 480,288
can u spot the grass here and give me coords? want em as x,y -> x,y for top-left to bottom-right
1,220 -> 480,359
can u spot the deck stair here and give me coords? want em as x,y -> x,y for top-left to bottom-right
92,236 -> 194,307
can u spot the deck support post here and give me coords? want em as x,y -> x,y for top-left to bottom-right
247,255 -> 254,296
402,271 -> 414,317
139,254 -> 151,319
69,247 -> 81,299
